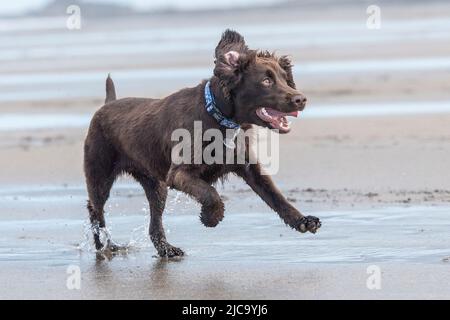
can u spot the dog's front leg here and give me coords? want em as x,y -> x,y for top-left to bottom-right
236,163 -> 321,233
167,168 -> 224,227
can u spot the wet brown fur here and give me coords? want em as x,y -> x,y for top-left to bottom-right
84,30 -> 321,257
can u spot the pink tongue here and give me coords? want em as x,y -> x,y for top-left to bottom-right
287,111 -> 299,117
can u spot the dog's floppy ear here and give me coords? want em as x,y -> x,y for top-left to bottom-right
214,30 -> 254,99
214,50 -> 254,94
215,29 -> 248,60
278,55 -> 296,89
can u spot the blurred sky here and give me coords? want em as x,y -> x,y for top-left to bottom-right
0,0 -> 281,16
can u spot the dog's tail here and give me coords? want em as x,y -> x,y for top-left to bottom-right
105,73 -> 117,104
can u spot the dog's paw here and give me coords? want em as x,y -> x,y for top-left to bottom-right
294,216 -> 321,234
158,244 -> 185,258
105,240 -> 128,253
199,211 -> 224,228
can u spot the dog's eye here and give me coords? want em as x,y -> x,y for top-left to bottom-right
262,78 -> 272,87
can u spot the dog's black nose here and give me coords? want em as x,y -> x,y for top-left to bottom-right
291,94 -> 307,109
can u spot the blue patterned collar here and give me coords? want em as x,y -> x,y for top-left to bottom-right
204,81 -> 240,130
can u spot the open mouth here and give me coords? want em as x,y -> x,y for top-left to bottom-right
255,107 -> 299,133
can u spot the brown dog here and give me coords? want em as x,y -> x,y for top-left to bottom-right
84,30 -> 321,257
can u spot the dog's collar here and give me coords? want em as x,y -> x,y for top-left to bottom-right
204,81 -> 240,130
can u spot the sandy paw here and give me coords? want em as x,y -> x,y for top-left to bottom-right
159,244 -> 185,258
105,240 -> 128,252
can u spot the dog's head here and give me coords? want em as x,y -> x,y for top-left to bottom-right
214,30 -> 307,134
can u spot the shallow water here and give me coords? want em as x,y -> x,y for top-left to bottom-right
0,184 -> 449,265
0,0 -> 282,18
2,56 -> 450,102
1,100 -> 450,131
4,56 -> 450,85
0,113 -> 92,131
2,17 -> 450,57
1,12 -> 450,102
1,185 -> 449,299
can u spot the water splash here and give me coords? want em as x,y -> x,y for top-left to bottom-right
128,214 -> 152,249
77,219 -> 96,252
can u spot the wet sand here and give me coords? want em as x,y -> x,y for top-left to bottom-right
1,200 -> 450,299
1,1 -> 450,299
3,261 -> 450,299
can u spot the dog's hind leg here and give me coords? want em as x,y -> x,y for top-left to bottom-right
132,174 -> 184,258
84,122 -> 118,251
85,172 -> 116,250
